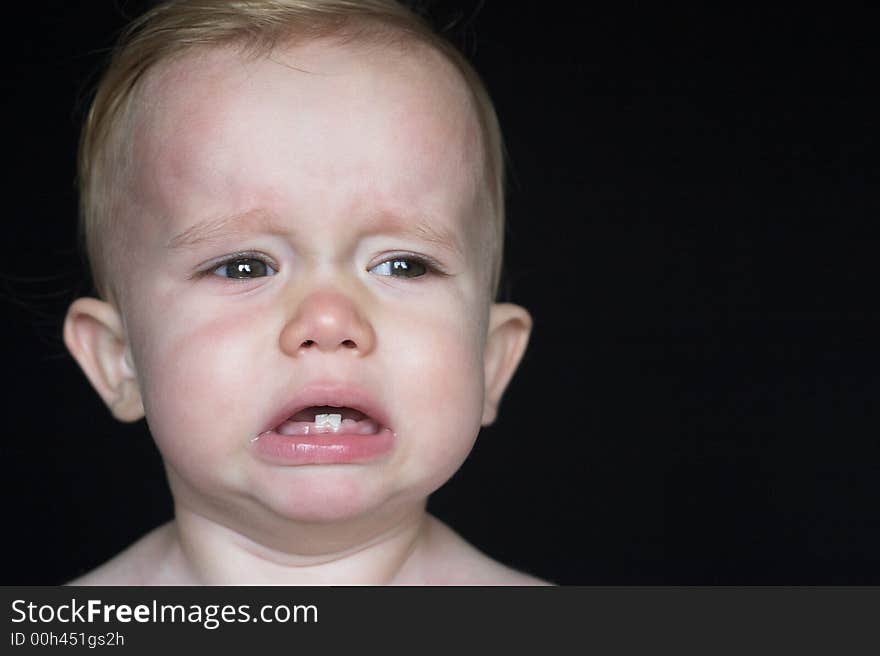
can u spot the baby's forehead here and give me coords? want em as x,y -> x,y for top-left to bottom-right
128,39 -> 488,222
137,37 -> 482,160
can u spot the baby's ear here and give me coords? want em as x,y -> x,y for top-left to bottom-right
482,302 -> 532,426
63,297 -> 144,422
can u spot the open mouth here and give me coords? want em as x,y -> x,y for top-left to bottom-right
273,405 -> 382,436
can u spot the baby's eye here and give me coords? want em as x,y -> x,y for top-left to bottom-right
211,256 -> 277,279
369,257 -> 428,278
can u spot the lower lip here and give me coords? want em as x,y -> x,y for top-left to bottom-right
250,428 -> 395,465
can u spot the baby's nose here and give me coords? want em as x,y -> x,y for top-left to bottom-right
279,290 -> 375,356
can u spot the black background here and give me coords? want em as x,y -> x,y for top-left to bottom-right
2,2 -> 878,585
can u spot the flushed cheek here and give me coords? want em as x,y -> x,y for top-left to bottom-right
135,310 -> 265,482
385,323 -> 485,488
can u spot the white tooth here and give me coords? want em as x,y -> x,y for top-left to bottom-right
315,413 -> 342,432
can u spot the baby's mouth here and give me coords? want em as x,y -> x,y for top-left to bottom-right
273,405 -> 382,436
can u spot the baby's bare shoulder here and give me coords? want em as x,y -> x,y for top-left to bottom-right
66,522 -> 178,586
417,516 -> 552,586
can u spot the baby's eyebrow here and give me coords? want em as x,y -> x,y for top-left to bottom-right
167,209 -> 285,250
364,212 -> 465,259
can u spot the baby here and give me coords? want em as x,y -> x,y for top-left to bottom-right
63,0 -> 542,585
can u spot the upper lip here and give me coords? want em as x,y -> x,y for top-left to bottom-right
260,383 -> 391,435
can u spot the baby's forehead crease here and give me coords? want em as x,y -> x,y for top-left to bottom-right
165,208 -> 466,256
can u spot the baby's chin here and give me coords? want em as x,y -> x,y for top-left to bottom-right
240,466 -> 423,526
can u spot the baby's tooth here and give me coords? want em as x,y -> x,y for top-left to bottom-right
358,419 -> 380,435
315,413 -> 342,432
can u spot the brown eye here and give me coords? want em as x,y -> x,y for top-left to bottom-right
213,257 -> 276,279
370,258 -> 428,278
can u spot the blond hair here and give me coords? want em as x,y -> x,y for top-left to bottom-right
78,0 -> 505,302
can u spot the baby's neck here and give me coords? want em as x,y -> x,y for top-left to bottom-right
161,503 -> 431,585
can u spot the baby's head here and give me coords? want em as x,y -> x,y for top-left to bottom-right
65,0 -> 531,533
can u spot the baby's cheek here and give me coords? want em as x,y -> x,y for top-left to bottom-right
389,319 -> 486,484
138,313 -> 261,468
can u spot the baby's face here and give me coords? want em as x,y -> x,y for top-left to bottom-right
113,40 -> 499,525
